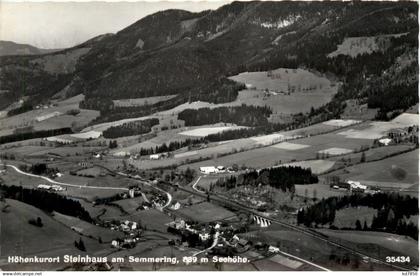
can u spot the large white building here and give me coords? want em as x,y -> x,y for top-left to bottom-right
199,166 -> 218,174
347,180 -> 367,191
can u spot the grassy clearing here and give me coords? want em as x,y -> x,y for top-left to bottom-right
337,113 -> 418,139
121,209 -> 172,232
0,94 -> 99,137
243,228 -> 382,271
114,197 -> 145,214
332,207 -> 377,228
178,131 -> 371,171
175,202 -> 236,223
1,167 -> 122,201
278,160 -> 336,174
295,183 -> 347,199
52,211 -> 124,242
327,149 -> 419,185
317,229 -> 418,264
272,142 -> 310,151
318,147 -> 353,156
228,68 -> 337,115
0,199 -> 108,258
179,125 -> 246,137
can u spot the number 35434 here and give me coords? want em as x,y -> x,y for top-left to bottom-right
386,256 -> 410,263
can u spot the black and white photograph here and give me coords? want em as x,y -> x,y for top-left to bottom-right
0,0 -> 418,272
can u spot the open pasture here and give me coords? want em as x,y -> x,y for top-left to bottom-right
1,167 -> 123,201
114,197 -> 145,214
329,144 -> 414,164
318,147 -> 353,156
175,202 -> 236,223
179,131 -> 372,171
278,160 -> 336,174
322,119 -> 361,127
179,125 -> 246,137
295,183 -> 348,199
317,229 -> 418,264
271,142 -> 310,151
248,228 -> 377,270
52,211 -> 124,242
338,113 -> 418,140
121,209 -> 172,232
0,199 -> 108,259
0,94 -> 99,137
228,68 -> 337,114
111,123 -> 246,156
326,149 -> 419,186
332,207 -> 377,229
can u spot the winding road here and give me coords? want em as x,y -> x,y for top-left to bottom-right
5,164 -> 128,191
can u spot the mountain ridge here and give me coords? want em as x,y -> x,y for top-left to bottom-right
0,1 -> 418,122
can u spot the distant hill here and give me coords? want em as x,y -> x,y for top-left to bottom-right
0,40 -> 59,56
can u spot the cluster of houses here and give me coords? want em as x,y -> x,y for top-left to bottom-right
378,125 -> 419,146
110,220 -> 139,233
37,184 -> 66,192
168,219 -> 216,243
111,237 -> 139,249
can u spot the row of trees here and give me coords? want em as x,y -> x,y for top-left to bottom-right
0,185 -> 93,222
18,163 -> 59,176
102,118 -> 159,138
178,105 -> 272,127
297,193 -> 419,240
216,166 -> 318,192
137,138 -> 204,156
0,127 -> 73,145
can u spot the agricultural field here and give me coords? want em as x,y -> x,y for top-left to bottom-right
1,166 -> 125,201
331,207 -> 377,229
341,99 -> 378,120
129,119 -> 359,170
228,68 -> 338,116
120,209 -> 173,232
113,197 -> 145,214
294,183 -> 347,200
317,229 -> 418,264
179,129 -> 372,172
0,199 -> 110,261
278,160 -> 336,174
174,202 -> 236,223
244,227 -> 391,271
0,94 -> 99,137
327,144 -> 415,171
337,113 -> 418,139
81,67 -> 340,135
52,211 -> 124,242
326,149 -> 419,191
179,125 -> 246,137
113,95 -> 177,107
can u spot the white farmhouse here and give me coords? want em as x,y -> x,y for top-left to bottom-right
379,138 -> 392,146
150,154 -> 161,160
199,166 -> 218,174
347,180 -> 367,191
